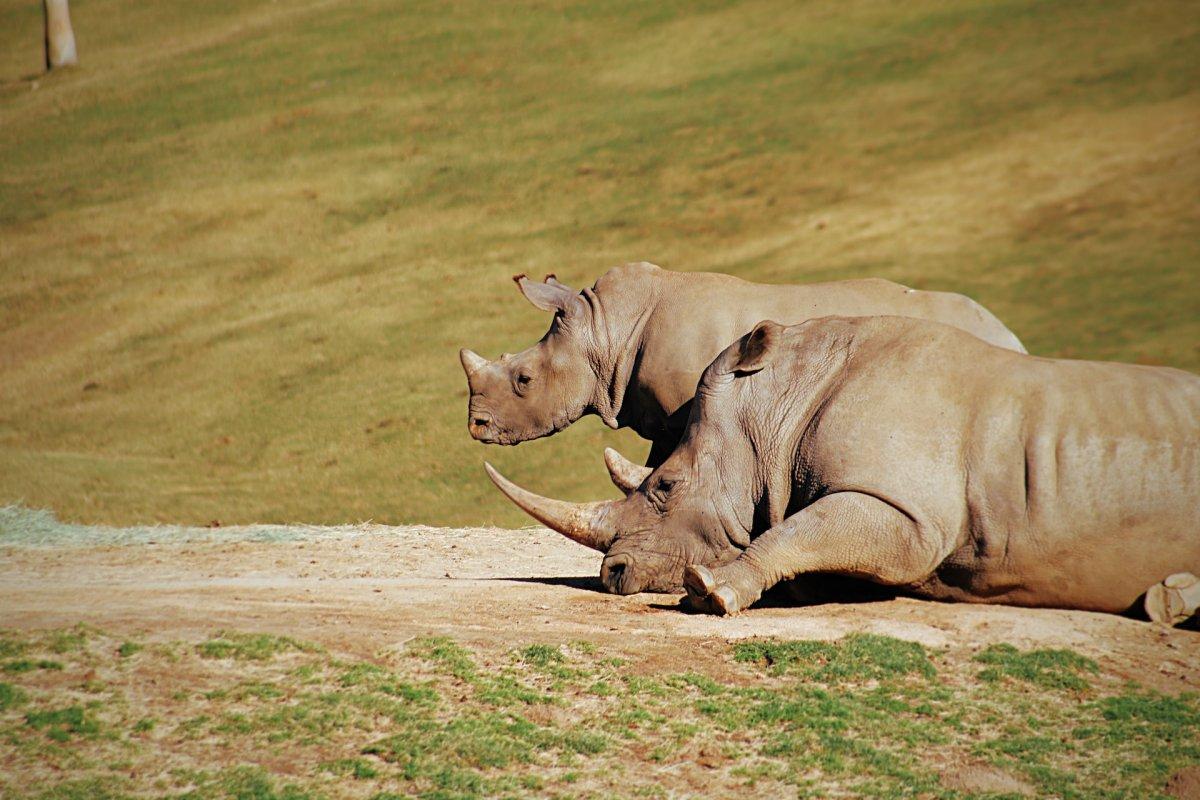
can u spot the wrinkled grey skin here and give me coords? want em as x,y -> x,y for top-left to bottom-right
488,316 -> 1200,611
461,263 -> 1025,466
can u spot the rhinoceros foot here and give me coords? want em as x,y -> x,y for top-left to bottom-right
683,564 -> 743,616
1145,572 -> 1200,626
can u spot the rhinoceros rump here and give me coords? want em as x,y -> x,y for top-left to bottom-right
488,316 -> 1200,617
461,262 -> 1025,467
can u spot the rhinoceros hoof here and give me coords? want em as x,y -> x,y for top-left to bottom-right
683,565 -> 741,616
709,585 -> 742,616
1145,572 -> 1200,626
684,564 -> 717,597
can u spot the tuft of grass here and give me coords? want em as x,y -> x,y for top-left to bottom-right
43,625 -> 93,655
337,663 -> 437,704
1099,691 -> 1200,731
338,662 -> 388,687
191,766 -> 325,800
196,631 -> 320,661
116,642 -> 143,659
25,706 -> 101,742
0,681 -> 27,710
0,634 -> 27,659
3,659 -> 64,673
973,643 -> 1099,690
406,637 -> 478,682
734,633 -> 936,682
25,778 -> 130,800
318,757 -> 378,780
518,644 -> 565,668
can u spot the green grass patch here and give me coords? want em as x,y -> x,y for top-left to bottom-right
1099,690 -> 1200,737
3,659 -> 64,673
179,766 -> 324,800
116,642 -> 143,659
42,626 -> 93,655
974,643 -> 1099,690
196,631 -> 320,661
734,633 -> 937,681
1,625 -> 1196,798
406,637 -> 477,681
25,778 -> 131,800
318,757 -> 379,779
518,644 -> 565,668
0,681 -> 27,710
25,705 -> 101,742
0,634 -> 27,659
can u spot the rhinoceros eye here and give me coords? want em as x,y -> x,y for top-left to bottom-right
514,373 -> 533,396
650,477 -> 678,507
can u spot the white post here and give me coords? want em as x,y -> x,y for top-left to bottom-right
44,0 -> 78,70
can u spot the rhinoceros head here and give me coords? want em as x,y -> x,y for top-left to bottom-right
460,275 -> 603,445
485,450 -> 747,593
482,322 -> 793,592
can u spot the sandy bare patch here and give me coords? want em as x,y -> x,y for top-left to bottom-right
2,524 -> 1196,691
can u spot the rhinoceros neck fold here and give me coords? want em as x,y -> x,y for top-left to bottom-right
586,280 -> 659,430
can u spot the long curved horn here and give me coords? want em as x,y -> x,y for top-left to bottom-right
604,447 -> 652,494
459,348 -> 488,378
484,463 -> 615,552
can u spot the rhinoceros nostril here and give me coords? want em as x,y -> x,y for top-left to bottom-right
601,555 -> 635,594
473,418 -> 489,428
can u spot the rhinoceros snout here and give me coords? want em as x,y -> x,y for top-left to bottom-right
468,411 -> 495,442
601,553 -> 642,595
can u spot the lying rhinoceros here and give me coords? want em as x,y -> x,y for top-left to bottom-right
461,263 -> 1024,467
485,315 -> 1200,619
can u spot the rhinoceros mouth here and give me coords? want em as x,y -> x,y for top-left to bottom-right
472,414 -> 578,446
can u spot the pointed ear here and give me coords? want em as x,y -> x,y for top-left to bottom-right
513,274 -> 584,314
731,320 -> 782,374
543,274 -> 574,291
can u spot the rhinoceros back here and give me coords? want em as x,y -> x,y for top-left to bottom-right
611,265 -> 1025,429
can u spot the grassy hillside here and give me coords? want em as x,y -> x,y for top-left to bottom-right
1,0 -> 1197,526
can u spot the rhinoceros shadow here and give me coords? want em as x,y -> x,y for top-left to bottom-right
486,576 -> 1200,625
493,573 -> 906,607
646,576 -> 904,613
492,575 -> 607,593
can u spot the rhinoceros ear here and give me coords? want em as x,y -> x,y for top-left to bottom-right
513,274 -> 584,315
731,320 -> 782,375
543,274 -> 573,291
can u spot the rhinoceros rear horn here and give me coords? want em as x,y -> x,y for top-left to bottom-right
484,463 -> 615,552
604,447 -> 652,494
460,348 -> 488,379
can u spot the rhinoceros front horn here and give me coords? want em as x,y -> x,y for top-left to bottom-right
484,463 -> 615,552
459,348 -> 488,378
604,447 -> 653,494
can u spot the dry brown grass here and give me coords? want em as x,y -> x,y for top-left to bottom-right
0,0 -> 1197,526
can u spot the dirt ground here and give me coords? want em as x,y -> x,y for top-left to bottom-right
2,524 -> 1196,692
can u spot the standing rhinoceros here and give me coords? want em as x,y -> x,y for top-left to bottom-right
460,263 -> 1024,468
484,316 -> 1200,620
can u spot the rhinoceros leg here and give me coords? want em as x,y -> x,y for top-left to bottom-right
684,492 -> 941,616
